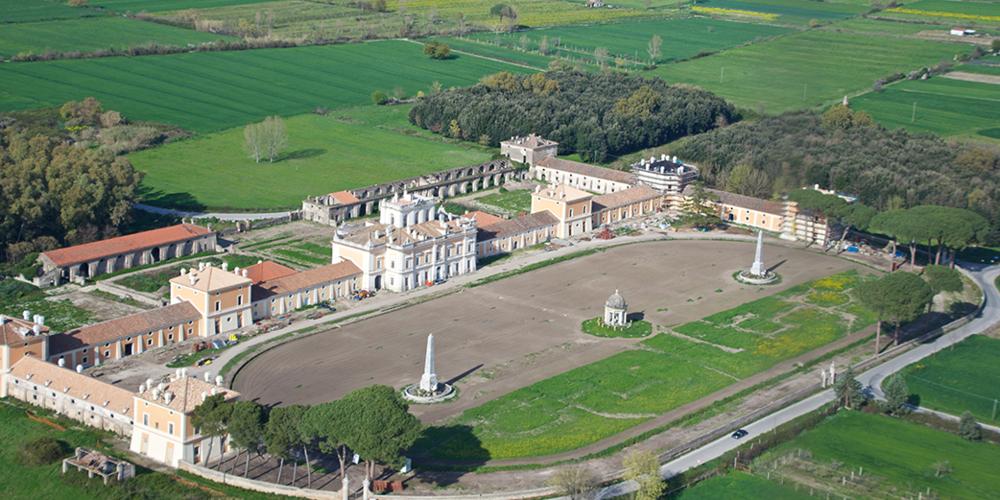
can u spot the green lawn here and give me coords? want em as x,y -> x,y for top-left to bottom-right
117,254 -> 260,295
430,37 -> 554,70
452,17 -> 791,66
658,30 -> 971,113
852,75 -> 1000,141
0,280 -> 94,332
418,271 -> 874,460
0,0 -> 98,23
581,317 -> 652,338
695,0 -> 870,25
759,411 -> 1000,499
476,189 -> 534,214
130,105 -> 493,210
676,471 -> 809,499
880,0 -> 1000,27
0,17 -> 232,59
0,399 -> 291,499
899,335 -> 1000,423
0,40 -> 531,133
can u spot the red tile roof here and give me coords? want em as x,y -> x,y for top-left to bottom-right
592,185 -> 661,211
0,316 -> 49,346
243,261 -> 297,284
10,356 -> 134,416
40,224 -> 214,268
465,210 -> 504,227
49,302 -> 201,355
330,191 -> 361,205
478,212 -> 558,241
535,157 -> 637,185
252,261 -> 361,300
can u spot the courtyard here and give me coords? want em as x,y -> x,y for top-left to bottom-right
232,239 -> 863,424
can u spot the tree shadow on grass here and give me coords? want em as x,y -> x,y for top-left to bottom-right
136,184 -> 207,212
408,425 -> 489,487
279,148 -> 326,162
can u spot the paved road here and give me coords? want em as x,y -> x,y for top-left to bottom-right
594,264 -> 1000,500
134,203 -> 293,221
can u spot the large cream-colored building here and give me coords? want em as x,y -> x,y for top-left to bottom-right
332,193 -> 478,292
531,184 -> 595,238
476,211 -> 559,257
170,263 -> 253,336
532,156 -> 635,195
592,185 -> 662,226
131,373 -> 239,467
500,134 -> 559,166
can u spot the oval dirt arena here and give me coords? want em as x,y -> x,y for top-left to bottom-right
232,239 -> 864,422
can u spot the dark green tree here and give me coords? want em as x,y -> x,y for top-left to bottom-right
882,374 -> 911,415
834,366 -> 865,409
303,401 -> 353,482
858,272 -> 933,352
228,400 -> 265,477
190,394 -> 233,469
923,265 -> 963,295
265,405 -> 307,485
337,385 -> 422,481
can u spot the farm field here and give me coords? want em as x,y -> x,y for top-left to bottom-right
658,30 -> 970,113
757,411 -> 1000,499
0,17 -> 232,59
90,0 -> 270,12
898,334 -> 1000,423
0,40 -> 530,133
0,0 -> 98,23
453,18 -> 791,66
879,0 -> 1000,27
130,105 -> 493,210
431,37 -> 554,70
851,74 -> 1000,141
693,0 -> 869,25
151,0 -> 650,41
418,271 -> 874,460
824,17 -> 949,36
676,471 -> 808,499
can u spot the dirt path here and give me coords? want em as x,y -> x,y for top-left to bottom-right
942,71 -> 1000,85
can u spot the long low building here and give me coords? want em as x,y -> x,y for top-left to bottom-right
476,211 -> 559,257
681,186 -> 831,244
4,355 -> 134,436
531,156 -> 636,195
592,185 -> 662,226
251,261 -> 361,319
48,302 -> 202,370
38,224 -> 217,286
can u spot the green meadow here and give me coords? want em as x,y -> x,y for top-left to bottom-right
0,40 -> 529,133
899,334 -> 1000,423
130,105 -> 493,210
760,411 -> 1000,499
0,17 -> 232,59
453,17 -> 791,65
852,74 -> 1000,141
696,0 -> 870,25
659,30 -> 970,112
90,0 -> 269,12
0,0 -> 97,23
677,471 -> 809,499
417,271 -> 873,460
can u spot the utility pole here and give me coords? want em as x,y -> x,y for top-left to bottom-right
911,101 -> 917,123
992,398 -> 997,421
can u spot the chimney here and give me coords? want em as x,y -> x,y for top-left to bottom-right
198,262 -> 206,271
672,155 -> 678,163
203,372 -> 211,382
188,274 -> 196,285
22,310 -> 30,321
234,266 -> 240,275
180,268 -> 188,276
32,324 -> 41,335
38,316 -> 44,326
76,365 -> 84,373
139,383 -> 145,393
57,358 -> 65,367
164,391 -> 174,404
215,375 -> 224,386
242,269 -> 248,278
222,262 -> 228,272
0,315 -> 7,325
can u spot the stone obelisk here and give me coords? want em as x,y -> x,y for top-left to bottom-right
750,230 -> 766,277
419,334 -> 438,393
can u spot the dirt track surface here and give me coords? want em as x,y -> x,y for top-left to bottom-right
232,239 -> 862,421
941,71 -> 1000,85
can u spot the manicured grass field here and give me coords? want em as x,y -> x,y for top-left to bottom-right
431,37 -> 554,70
0,0 -> 97,23
695,0 -> 869,25
581,317 -> 652,338
677,471 -> 809,499
418,271 -> 873,460
0,17 -> 232,59
759,411 -> 1000,499
852,74 -> 1000,141
0,40 -> 530,133
130,105 -> 493,210
659,30 -> 970,113
456,18 -> 791,65
899,335 -> 1000,423
476,189 -> 533,214
0,399 -> 289,499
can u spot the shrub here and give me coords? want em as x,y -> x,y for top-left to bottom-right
959,411 -> 982,441
18,437 -> 65,466
371,90 -> 389,105
424,41 -> 452,60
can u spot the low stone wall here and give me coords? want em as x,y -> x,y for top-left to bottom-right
177,460 -> 342,499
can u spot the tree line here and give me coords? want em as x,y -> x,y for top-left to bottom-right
409,70 -> 738,162
0,99 -> 146,267
674,106 -> 999,243
191,384 -> 421,488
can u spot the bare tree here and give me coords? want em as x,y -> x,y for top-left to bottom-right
647,34 -> 662,64
548,465 -> 599,499
244,122 -> 264,163
594,47 -> 609,69
261,115 -> 288,163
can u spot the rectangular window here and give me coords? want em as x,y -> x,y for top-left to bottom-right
168,423 -> 174,435
143,414 -> 149,426
237,295 -> 243,305
215,301 -> 220,311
